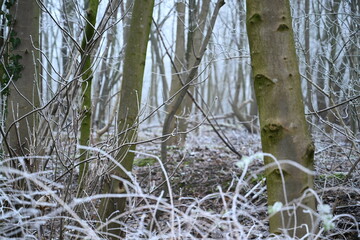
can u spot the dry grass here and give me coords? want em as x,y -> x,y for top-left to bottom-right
1,143 -> 359,239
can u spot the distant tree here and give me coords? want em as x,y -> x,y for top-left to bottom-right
161,0 -> 224,165
246,0 -> 316,237
166,0 -> 186,144
165,0 -> 210,147
93,0 -> 131,137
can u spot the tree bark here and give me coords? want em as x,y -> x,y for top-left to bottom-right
98,0 -> 154,238
78,0 -> 99,189
246,0 -> 316,237
3,0 -> 39,236
5,0 -> 40,162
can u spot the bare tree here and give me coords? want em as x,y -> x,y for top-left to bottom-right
165,0 -> 211,146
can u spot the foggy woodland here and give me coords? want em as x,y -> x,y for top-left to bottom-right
0,0 -> 359,239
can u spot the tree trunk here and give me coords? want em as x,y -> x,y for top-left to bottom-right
324,0 -> 341,133
312,2 -> 328,120
161,0 -> 224,164
5,0 -> 40,163
150,31 -> 169,104
348,0 -> 360,134
3,0 -> 39,236
304,0 -> 311,109
167,0 -> 186,145
166,0 -> 210,146
78,0 -> 99,189
246,0 -> 316,237
98,0 -> 154,238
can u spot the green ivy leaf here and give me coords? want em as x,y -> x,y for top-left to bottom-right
5,13 -> 12,24
5,0 -> 16,9
10,37 -> 21,49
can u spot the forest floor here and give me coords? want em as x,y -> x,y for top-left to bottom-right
7,122 -> 358,239
132,123 -> 360,239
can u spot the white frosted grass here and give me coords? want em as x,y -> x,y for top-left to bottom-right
1,150 -> 358,239
0,162 -> 100,239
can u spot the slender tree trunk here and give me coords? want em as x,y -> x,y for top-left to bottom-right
98,0 -> 154,238
78,0 -> 99,189
180,0 -> 210,144
161,0 -> 225,163
94,8 -> 122,135
325,0 -> 341,133
61,0 -> 76,75
246,0 -> 316,237
304,0 -> 312,109
348,0 -> 360,134
166,0 -> 210,146
231,4 -> 258,133
0,0 -> 8,154
92,1 -> 123,141
167,0 -> 186,145
150,31 -> 169,102
149,46 -> 158,118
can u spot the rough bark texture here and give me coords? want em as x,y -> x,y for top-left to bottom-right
98,0 -> 154,238
6,0 -> 39,161
246,0 -> 316,236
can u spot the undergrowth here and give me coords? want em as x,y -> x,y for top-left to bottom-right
0,149 -> 358,239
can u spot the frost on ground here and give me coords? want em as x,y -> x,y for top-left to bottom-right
0,124 -> 359,239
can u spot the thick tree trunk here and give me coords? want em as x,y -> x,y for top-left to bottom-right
3,0 -> 39,236
98,0 -> 154,238
246,0 -> 316,237
6,0 -> 39,162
